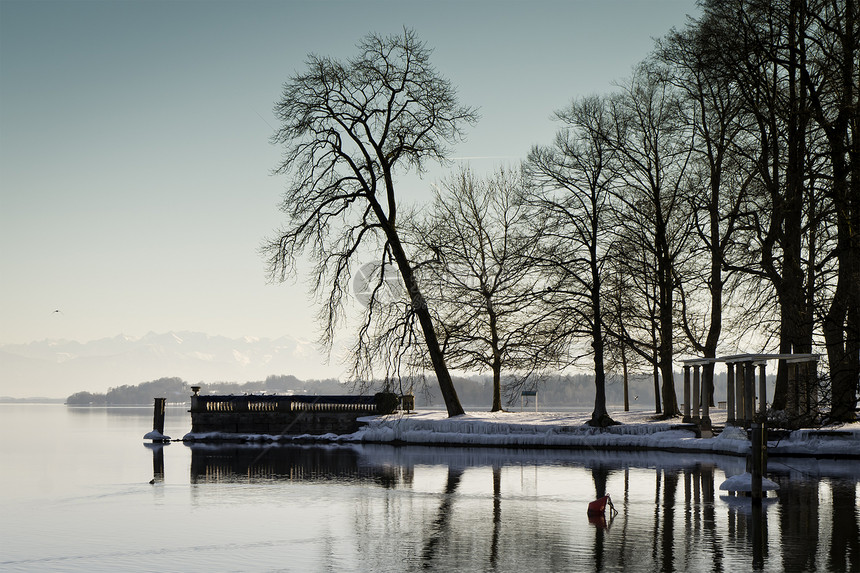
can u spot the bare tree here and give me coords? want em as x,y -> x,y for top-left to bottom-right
603,63 -> 697,417
264,29 -> 478,417
656,20 -> 753,412
701,0 -> 816,411
416,167 -> 564,412
803,0 -> 859,422
699,0 -> 858,421
524,96 -> 619,426
602,265 -> 652,411
606,221 -> 665,415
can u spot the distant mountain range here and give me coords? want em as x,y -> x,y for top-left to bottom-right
0,331 -> 346,399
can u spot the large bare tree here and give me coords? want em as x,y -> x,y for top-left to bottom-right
702,0 -> 817,411
697,0 -> 858,421
803,0 -> 859,422
264,29 -> 477,417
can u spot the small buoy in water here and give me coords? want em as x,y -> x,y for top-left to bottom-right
587,495 -> 617,515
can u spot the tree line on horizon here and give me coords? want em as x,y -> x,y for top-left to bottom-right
64,373 -> 710,409
264,0 -> 858,426
64,375 -> 341,405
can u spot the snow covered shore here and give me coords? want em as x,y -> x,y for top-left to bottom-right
182,407 -> 860,458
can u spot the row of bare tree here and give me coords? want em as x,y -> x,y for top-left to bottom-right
266,0 -> 858,424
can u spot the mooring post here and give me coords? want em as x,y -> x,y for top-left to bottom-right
153,397 -> 166,435
751,421 -> 763,502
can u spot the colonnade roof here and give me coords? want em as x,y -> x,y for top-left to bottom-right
681,353 -> 820,366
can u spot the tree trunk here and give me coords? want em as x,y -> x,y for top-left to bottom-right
655,199 -> 679,417
822,165 -> 857,420
824,258 -> 856,421
704,167 -> 723,408
653,350 -> 662,415
813,0 -> 859,421
589,250 -> 612,426
772,323 -> 793,411
658,257 -> 678,416
822,94 -> 860,422
622,341 -> 630,412
388,231 -> 465,417
781,0 -> 815,416
413,301 -> 465,416
487,297 -> 503,412
491,361 -> 502,412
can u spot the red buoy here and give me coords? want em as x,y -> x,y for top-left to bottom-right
587,494 -> 617,515
587,495 -> 610,514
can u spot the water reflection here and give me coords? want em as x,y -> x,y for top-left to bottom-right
66,405 -> 188,417
181,444 -> 859,572
422,466 -> 464,566
144,442 -> 165,483
187,443 -> 409,487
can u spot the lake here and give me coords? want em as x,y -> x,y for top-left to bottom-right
1,404 -> 858,572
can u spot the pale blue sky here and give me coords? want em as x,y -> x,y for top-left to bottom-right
0,0 -> 699,360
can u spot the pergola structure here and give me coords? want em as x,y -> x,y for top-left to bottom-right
681,353 -> 821,431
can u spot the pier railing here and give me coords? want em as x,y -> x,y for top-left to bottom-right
188,392 -> 399,437
191,394 -> 388,414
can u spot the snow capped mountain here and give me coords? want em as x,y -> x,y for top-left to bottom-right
0,332 -> 347,398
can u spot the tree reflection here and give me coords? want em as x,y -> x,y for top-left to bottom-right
829,480 -> 860,572
178,444 -> 859,572
490,464 -> 502,570
590,464 -> 612,571
774,474 -> 820,572
699,463 -> 724,572
660,470 -> 679,572
421,466 -> 464,566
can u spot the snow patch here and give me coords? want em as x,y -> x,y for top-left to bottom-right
232,349 -> 251,365
179,408 -> 860,458
717,426 -> 748,441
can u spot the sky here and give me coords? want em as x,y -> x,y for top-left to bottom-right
0,0 -> 701,356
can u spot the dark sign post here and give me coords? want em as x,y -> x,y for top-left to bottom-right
521,390 -> 538,412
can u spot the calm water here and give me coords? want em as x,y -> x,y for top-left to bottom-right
1,404 -> 858,572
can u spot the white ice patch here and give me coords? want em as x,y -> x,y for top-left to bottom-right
720,472 -> 779,492
180,409 -> 860,457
